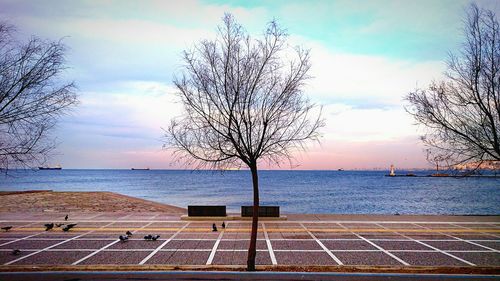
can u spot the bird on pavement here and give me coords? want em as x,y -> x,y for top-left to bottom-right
55,223 -> 64,227
151,235 -> 160,241
119,235 -> 128,242
212,223 -> 218,232
62,223 -> 77,232
64,215 -> 68,221
1,226 -> 12,232
44,223 -> 54,231
144,234 -> 152,240
222,222 -> 226,228
126,231 -> 133,236
11,249 -> 21,255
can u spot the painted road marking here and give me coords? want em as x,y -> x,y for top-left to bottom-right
450,223 -> 500,239
397,233 -> 477,266
4,221 -> 116,265
206,222 -> 225,265
300,223 -> 343,265
339,223 -> 409,266
72,221 -> 153,265
415,223 -> 500,253
10,227 -> 500,233
3,220 -> 499,224
0,232 -> 43,246
262,222 -> 277,265
139,222 -> 190,265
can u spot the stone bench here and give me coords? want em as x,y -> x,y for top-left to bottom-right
241,206 -> 280,217
187,205 -> 226,217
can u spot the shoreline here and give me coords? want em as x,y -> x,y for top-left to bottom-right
0,191 -> 499,220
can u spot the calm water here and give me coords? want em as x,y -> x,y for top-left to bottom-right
0,169 -> 499,215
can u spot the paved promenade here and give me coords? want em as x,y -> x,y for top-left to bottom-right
0,212 -> 498,270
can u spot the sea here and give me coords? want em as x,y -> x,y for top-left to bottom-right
0,169 -> 499,215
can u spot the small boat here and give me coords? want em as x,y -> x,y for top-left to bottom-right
337,168 -> 344,171
38,165 -> 62,170
131,168 -> 150,170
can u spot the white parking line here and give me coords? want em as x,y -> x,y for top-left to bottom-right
415,223 -> 499,253
450,223 -> 500,239
85,214 -> 103,220
139,222 -> 190,265
340,223 -> 409,266
300,223 -> 343,265
336,221 -> 495,266
3,220 -> 499,224
397,233 -> 477,266
262,223 -> 277,265
0,232 -> 43,246
354,236 -> 409,265
4,221 -> 116,266
206,223 -> 225,265
72,221 -> 153,265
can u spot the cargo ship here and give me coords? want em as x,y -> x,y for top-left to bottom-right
38,165 -> 62,170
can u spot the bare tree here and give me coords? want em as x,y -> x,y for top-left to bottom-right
425,148 -> 452,175
0,22 -> 77,171
167,14 -> 323,271
406,3 -> 500,169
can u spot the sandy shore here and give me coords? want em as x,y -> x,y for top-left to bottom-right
0,191 -> 186,213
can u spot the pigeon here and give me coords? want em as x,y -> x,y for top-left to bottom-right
1,226 -> 12,232
44,223 -> 54,231
151,235 -> 160,241
222,222 -> 226,228
11,249 -> 21,255
55,223 -> 64,227
64,215 -> 68,221
126,231 -> 133,236
144,234 -> 153,240
212,223 -> 218,232
119,235 -> 129,242
62,223 -> 77,232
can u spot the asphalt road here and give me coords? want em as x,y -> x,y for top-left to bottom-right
1,271 -> 499,281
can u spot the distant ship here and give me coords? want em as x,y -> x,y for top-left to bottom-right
131,168 -> 150,170
337,168 -> 344,171
38,165 -> 62,170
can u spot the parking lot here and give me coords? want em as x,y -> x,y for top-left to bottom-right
0,213 -> 499,267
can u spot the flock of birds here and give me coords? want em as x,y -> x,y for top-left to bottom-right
2,215 -> 73,256
2,215 -> 228,256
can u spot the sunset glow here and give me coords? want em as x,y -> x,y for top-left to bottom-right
2,0 -> 498,169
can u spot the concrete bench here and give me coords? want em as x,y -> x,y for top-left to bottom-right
188,205 -> 226,217
241,206 -> 280,217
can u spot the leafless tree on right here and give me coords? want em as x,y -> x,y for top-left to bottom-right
406,3 -> 500,170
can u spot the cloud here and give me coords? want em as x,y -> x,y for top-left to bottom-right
302,41 -> 446,106
1,0 -> 465,169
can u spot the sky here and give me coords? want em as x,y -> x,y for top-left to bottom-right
1,0 -> 499,170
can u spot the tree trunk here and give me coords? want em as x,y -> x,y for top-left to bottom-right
247,163 -> 259,271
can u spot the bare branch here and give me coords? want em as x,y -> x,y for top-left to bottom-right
406,3 -> 500,168
0,22 -> 78,170
166,14 -> 323,170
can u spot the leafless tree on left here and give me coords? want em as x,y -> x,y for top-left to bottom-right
0,22 -> 77,172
